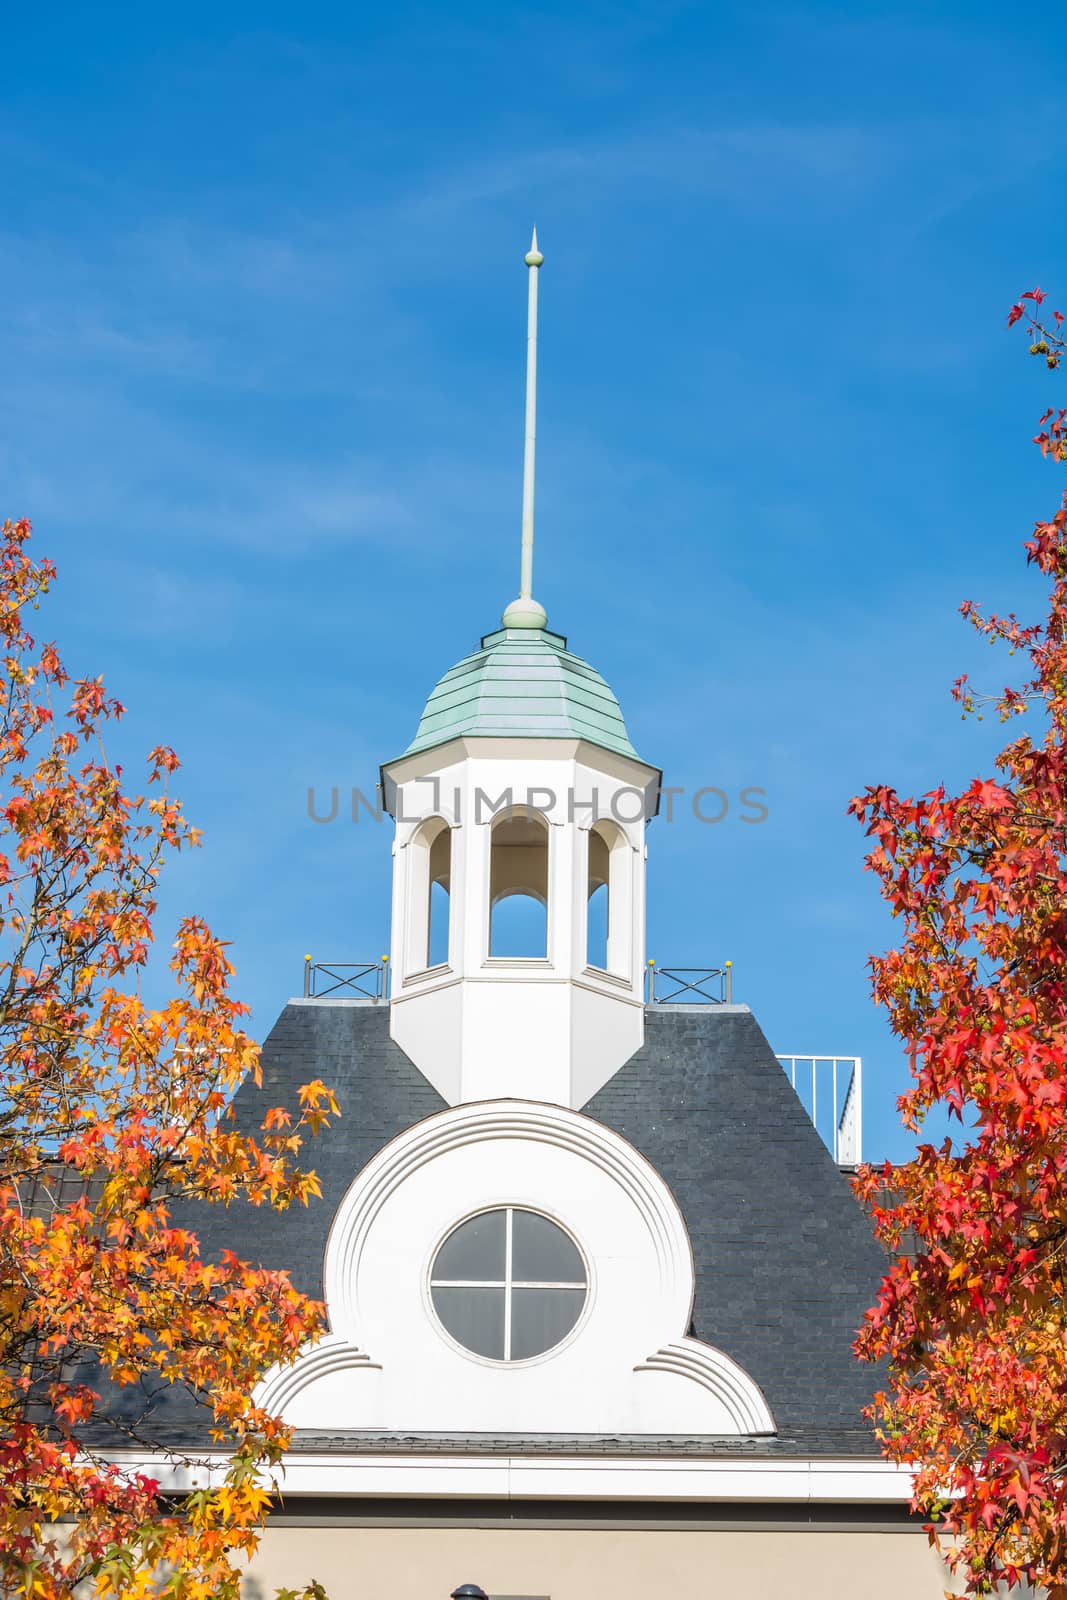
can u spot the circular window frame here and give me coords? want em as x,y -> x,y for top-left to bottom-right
425,1204 -> 593,1368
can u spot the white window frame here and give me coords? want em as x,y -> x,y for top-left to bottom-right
429,1205 -> 587,1363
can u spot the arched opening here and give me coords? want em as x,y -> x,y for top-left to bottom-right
587,827 -> 610,971
586,820 -> 630,976
489,807 -> 549,959
407,818 -> 452,974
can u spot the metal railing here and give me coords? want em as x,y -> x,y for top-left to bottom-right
646,961 -> 733,1005
776,1054 -> 863,1166
302,956 -> 389,1001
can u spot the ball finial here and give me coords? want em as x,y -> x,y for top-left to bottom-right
502,595 -> 548,630
525,225 -> 543,268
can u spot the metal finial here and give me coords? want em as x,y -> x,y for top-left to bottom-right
502,228 -> 548,630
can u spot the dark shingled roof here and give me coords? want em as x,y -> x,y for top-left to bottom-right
583,1007 -> 888,1451
175,1001 -> 447,1301
96,1000 -> 886,1461
283,1427 -> 878,1458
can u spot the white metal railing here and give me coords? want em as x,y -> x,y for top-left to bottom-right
776,1054 -> 862,1166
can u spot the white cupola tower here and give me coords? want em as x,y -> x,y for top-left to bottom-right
381,233 -> 660,1109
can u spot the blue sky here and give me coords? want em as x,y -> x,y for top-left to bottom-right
3,2 -> 1065,1164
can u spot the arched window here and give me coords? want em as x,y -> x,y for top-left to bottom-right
489,807 -> 549,959
427,824 -> 451,967
586,820 -> 630,976
406,818 -> 452,974
587,827 -> 610,971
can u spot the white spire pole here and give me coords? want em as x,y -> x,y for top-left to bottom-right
520,227 -> 542,600
503,229 -> 548,630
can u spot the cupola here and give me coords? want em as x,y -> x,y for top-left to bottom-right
382,234 -> 659,1108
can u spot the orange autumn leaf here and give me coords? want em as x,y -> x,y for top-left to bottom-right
0,519 -> 333,1600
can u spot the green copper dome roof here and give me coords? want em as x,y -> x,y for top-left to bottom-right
401,626 -> 642,762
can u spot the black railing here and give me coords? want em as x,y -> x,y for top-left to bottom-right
302,956 -> 388,1001
646,962 -> 733,1005
300,956 -> 730,1006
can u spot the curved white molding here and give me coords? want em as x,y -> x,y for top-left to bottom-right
256,1333 -> 381,1415
257,1099 -> 777,1438
323,1099 -> 695,1337
635,1340 -> 775,1435
395,806 -> 459,848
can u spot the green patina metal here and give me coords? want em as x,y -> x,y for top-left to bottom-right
401,626 -> 641,762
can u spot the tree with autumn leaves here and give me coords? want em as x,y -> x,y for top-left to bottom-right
0,517 -> 335,1599
853,288 -> 1067,1595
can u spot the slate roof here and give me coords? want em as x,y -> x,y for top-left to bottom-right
176,1001 -> 447,1303
394,625 -> 643,763
283,1427 -> 877,1458
96,1000 -> 886,1463
585,1008 -> 888,1450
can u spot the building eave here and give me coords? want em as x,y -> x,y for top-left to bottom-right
380,735 -> 662,817
101,1447 -> 916,1504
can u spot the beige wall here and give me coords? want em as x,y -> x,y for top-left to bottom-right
244,1524 -> 953,1600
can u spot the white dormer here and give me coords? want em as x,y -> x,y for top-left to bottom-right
381,624 -> 659,1108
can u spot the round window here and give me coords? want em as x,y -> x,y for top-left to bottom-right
430,1207 -> 587,1362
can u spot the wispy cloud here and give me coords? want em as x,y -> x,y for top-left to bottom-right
9,302 -> 214,380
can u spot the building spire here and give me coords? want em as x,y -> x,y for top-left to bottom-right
502,228 -> 548,630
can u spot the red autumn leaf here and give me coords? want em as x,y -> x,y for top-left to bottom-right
852,285 -> 1067,1595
